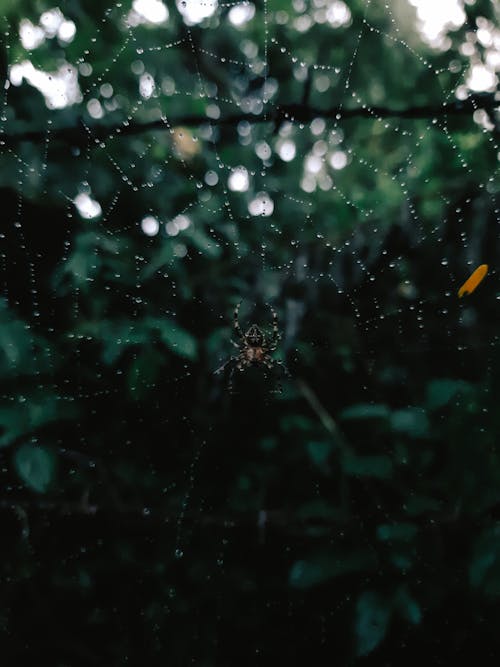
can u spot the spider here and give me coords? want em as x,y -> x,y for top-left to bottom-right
215,301 -> 290,393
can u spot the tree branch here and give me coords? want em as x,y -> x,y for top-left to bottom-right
295,377 -> 350,454
0,93 -> 496,148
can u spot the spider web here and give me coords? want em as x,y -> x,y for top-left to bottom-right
0,0 -> 499,661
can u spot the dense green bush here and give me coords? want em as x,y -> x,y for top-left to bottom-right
0,0 -> 499,663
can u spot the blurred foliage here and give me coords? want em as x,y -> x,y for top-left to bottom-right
0,0 -> 499,664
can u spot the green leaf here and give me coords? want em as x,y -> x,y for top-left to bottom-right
185,227 -> 222,258
390,553 -> 413,571
79,317 -> 198,362
339,403 -> 390,421
469,526 -> 500,594
289,559 -> 330,589
426,378 -> 472,410
142,243 -> 175,279
0,395 -> 76,448
297,500 -> 345,521
390,408 -> 429,438
103,324 -> 150,364
282,415 -> 313,432
405,495 -> 441,516
306,441 -> 332,467
355,591 -> 390,656
394,588 -> 422,625
154,318 -> 198,360
377,522 -> 418,542
53,231 -> 119,291
259,436 -> 277,451
77,319 -> 150,364
343,454 -> 393,479
14,444 -> 56,493
289,550 -> 377,589
0,313 -> 29,365
0,300 -> 54,376
128,349 -> 164,399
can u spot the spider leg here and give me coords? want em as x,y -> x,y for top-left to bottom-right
230,339 -> 241,349
228,365 -> 237,394
262,356 -> 282,393
214,356 -> 237,375
274,359 -> 292,378
233,301 -> 245,340
263,355 -> 290,394
229,357 -> 247,394
262,356 -> 275,371
266,303 -> 281,347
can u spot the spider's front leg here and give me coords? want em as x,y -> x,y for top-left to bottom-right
263,356 -> 291,376
262,355 -> 290,393
228,356 -> 249,394
215,355 -> 244,393
214,356 -> 237,375
274,359 -> 292,378
266,303 -> 281,350
233,301 -> 245,340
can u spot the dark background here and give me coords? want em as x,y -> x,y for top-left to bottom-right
0,0 -> 500,664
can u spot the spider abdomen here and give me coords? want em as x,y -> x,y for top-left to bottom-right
245,346 -> 265,362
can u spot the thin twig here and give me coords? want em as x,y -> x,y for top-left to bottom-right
295,377 -> 350,454
0,94 -> 496,148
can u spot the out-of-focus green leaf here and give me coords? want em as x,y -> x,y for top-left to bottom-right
154,318 -> 198,360
297,500 -> 345,521
355,591 -> 391,656
343,454 -> 393,479
289,549 -> 377,589
78,320 -> 150,364
13,444 -> 56,493
0,300 -> 54,376
259,436 -> 277,451
377,522 -> 418,542
426,378 -> 473,410
339,403 -> 390,421
390,408 -> 429,438
469,526 -> 500,594
390,553 -> 413,571
306,440 -> 332,467
128,348 -> 164,399
53,231 -> 119,292
185,227 -> 222,258
0,395 -> 76,448
78,317 -> 198,361
394,587 -> 422,625
142,243 -> 175,279
0,310 -> 29,365
405,495 -> 441,516
282,415 -> 313,432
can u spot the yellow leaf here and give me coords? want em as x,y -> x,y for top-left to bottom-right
458,264 -> 488,298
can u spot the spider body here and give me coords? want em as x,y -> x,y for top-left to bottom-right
215,302 -> 290,392
244,324 -> 265,348
240,323 -> 267,364
244,343 -> 265,363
